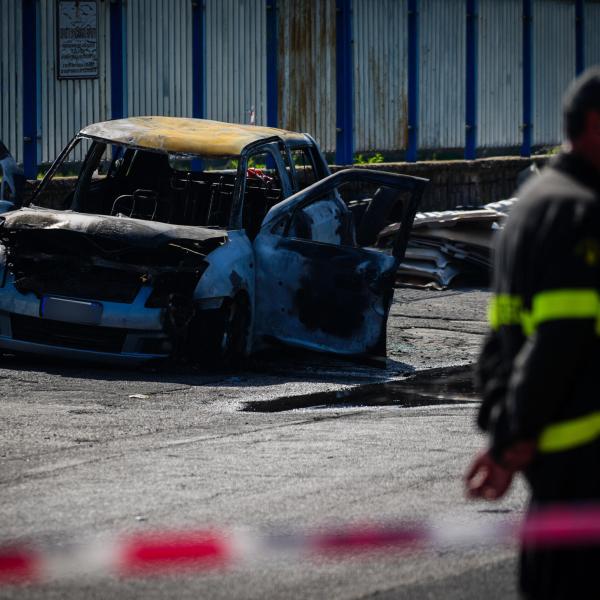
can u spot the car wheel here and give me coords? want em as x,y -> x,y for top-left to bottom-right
218,294 -> 250,365
190,294 -> 249,367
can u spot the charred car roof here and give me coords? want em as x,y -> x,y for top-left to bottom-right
80,116 -> 310,156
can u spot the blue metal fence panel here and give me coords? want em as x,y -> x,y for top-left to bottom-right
1,0 -> 23,164
266,0 -> 279,127
205,0 -> 267,127
335,0 -> 353,165
192,1 -> 206,119
39,0 -> 111,164
465,0 -> 478,160
278,0 -> 337,153
407,0 -> 419,161
477,0 -> 522,149
585,1 -> 600,66
419,0 -> 466,150
532,0 -> 576,147
576,0 -> 585,73
110,0 -> 125,121
352,0 -> 408,154
126,0 -> 193,120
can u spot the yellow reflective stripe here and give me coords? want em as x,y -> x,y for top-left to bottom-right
538,411 -> 600,453
529,289 -> 600,329
488,290 -> 600,335
488,294 -> 523,330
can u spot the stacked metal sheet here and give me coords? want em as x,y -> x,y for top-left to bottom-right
379,199 -> 518,289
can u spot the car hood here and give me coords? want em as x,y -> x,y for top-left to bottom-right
0,208 -> 228,252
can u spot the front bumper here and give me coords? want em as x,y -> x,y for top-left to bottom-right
0,280 -> 172,364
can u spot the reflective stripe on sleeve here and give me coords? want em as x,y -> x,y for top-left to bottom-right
488,290 -> 599,335
538,411 -> 600,453
525,289 -> 600,335
488,294 -> 523,330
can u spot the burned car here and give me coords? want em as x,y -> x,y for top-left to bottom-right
0,117 -> 427,364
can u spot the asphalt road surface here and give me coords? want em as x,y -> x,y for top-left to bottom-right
0,287 -> 528,599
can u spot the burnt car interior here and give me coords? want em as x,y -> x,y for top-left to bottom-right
47,138 -> 284,231
77,144 -> 231,228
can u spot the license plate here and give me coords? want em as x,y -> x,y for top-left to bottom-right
41,297 -> 103,325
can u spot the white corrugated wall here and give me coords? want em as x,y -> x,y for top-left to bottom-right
418,0 -> 466,150
352,0 -> 408,153
39,0 -> 111,163
278,0 -> 337,153
532,0 -> 576,147
126,0 -> 193,120
478,0 -> 523,149
205,0 -> 267,126
585,1 -> 600,66
0,0 -> 22,164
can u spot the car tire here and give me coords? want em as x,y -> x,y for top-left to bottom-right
191,294 -> 250,367
218,294 -> 250,365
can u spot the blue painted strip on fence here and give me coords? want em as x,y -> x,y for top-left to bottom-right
110,0 -> 124,121
192,1 -> 206,119
465,0 -> 478,160
22,0 -> 38,178
407,0 -> 419,163
575,0 -> 585,75
335,0 -> 354,165
521,0 -> 532,157
266,1 -> 278,128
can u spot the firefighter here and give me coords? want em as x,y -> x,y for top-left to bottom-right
465,67 -> 600,599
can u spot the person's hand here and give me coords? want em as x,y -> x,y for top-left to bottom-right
465,450 -> 514,500
502,440 -> 536,471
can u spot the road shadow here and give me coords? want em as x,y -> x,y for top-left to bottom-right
242,364 -> 477,412
0,347 -> 416,388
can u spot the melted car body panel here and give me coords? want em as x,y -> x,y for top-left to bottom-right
194,229 -> 254,308
0,208 -> 228,247
81,116 -> 310,157
253,232 -> 395,356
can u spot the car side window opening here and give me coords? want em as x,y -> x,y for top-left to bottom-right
32,137 -> 97,210
284,177 -> 412,252
285,181 -> 358,247
290,147 -> 318,191
241,150 -> 286,240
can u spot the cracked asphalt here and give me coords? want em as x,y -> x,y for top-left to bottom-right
0,287 -> 529,599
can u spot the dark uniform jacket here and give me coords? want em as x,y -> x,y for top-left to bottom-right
476,152 -> 600,599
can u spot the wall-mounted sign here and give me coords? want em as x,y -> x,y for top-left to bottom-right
57,0 -> 99,79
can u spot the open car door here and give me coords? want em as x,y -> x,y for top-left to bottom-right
253,168 -> 428,360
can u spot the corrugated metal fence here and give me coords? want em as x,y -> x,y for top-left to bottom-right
352,0 -> 408,153
0,1 -> 23,163
533,0 -> 576,147
477,0 -> 523,149
39,0 -> 112,163
585,1 -> 600,66
126,0 -> 193,120
3,0 -> 600,171
277,0 -> 337,153
419,0 -> 466,150
206,0 -> 267,126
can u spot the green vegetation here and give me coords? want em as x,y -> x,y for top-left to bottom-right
353,152 -> 384,165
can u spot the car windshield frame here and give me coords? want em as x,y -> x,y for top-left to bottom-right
31,134 -> 248,230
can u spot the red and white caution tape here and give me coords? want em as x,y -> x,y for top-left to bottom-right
2,505 -> 600,585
